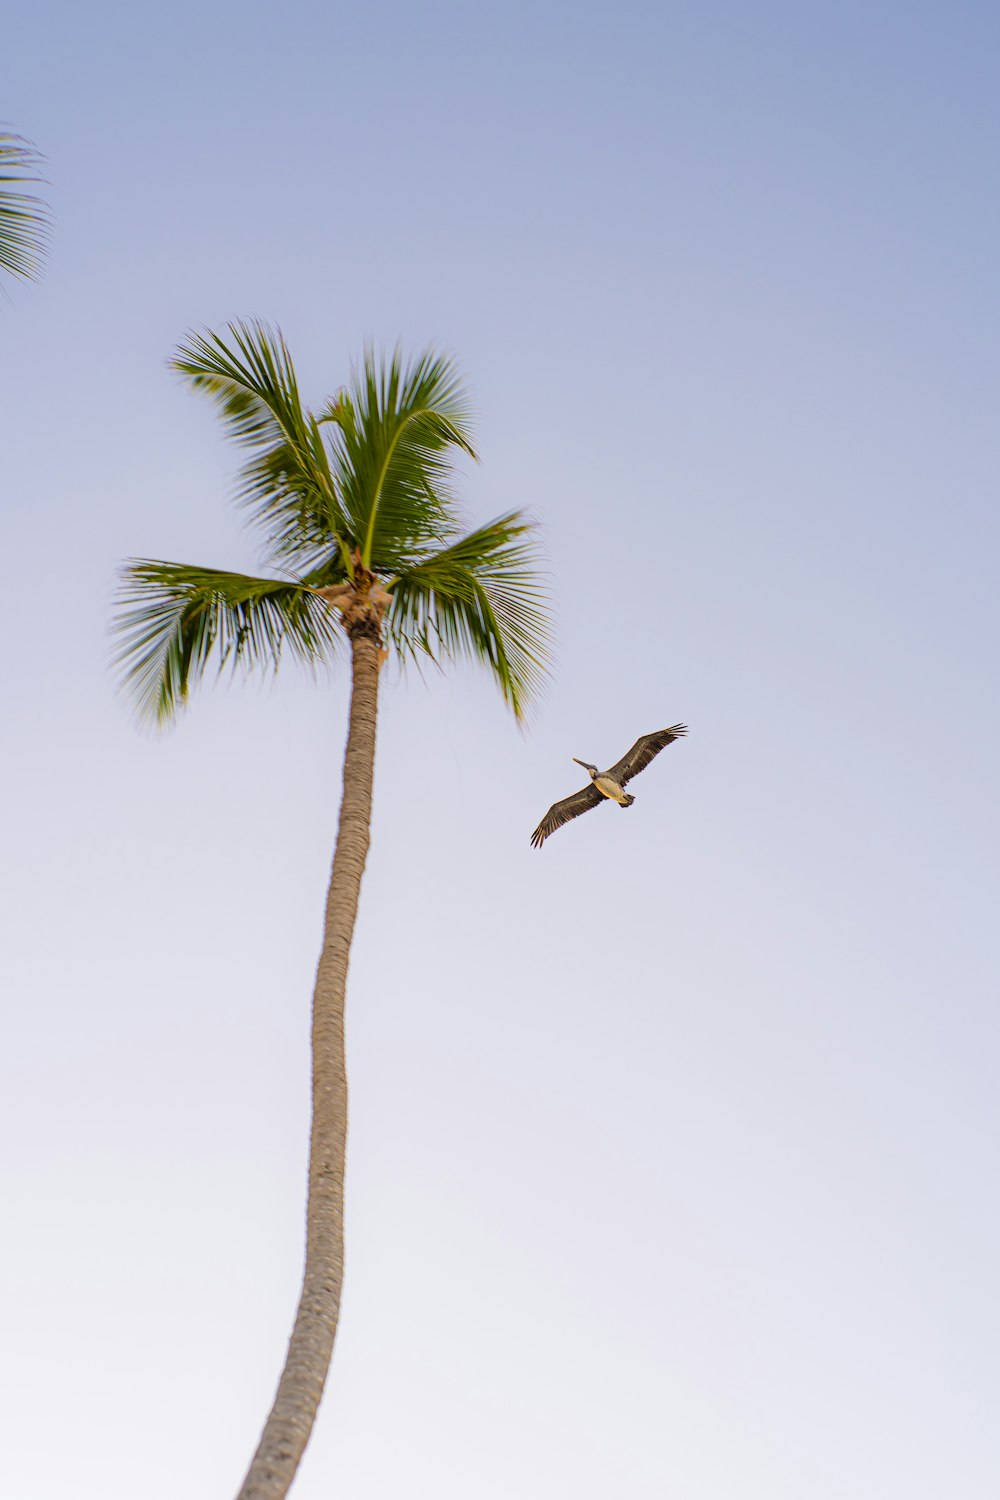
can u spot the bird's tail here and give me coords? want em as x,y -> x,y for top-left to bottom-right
621,794 -> 635,808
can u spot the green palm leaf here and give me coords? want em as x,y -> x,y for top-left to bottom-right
114,561 -> 343,725
387,513 -> 550,720
117,326 -> 550,726
325,347 -> 478,574
170,322 -> 349,570
0,132 -> 50,284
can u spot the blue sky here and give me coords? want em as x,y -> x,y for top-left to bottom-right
3,3 -> 1000,1496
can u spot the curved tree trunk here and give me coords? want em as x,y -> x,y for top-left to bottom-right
236,624 -> 381,1500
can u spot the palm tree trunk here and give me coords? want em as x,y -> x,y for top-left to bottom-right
236,624 -> 381,1500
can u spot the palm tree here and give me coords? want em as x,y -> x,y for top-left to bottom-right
0,131 -> 50,286
113,322 -> 549,1500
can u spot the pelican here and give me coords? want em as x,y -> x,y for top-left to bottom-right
530,725 -> 687,849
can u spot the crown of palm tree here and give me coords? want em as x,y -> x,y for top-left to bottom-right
0,131 -> 50,285
114,321 -> 550,723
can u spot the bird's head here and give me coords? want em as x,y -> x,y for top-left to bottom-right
572,758 -> 599,779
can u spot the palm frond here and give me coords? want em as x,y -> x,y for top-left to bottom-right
326,347 -> 477,573
113,560 -> 343,725
387,512 -> 550,720
170,322 -> 348,569
0,132 -> 50,284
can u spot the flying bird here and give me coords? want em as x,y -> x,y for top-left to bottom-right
530,724 -> 687,849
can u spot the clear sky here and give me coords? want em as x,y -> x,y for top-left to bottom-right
3,2 -> 1000,1496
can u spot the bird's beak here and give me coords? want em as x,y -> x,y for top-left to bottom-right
571,758 -> 587,768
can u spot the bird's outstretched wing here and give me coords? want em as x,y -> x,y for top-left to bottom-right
530,782 -> 604,849
606,724 -> 687,787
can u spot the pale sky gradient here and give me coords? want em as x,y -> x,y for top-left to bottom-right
3,3 -> 1000,1497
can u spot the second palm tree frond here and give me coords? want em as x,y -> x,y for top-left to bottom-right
325,346 -> 478,573
169,323 -> 347,570
0,131 -> 50,285
387,512 -> 549,718
114,562 -> 345,725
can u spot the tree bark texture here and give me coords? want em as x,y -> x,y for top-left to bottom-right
236,626 -> 381,1500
